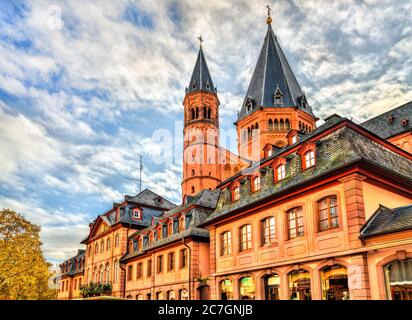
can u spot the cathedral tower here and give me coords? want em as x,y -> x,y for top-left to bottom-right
182,40 -> 222,200
236,9 -> 317,161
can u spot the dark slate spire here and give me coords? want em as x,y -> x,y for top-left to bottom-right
238,19 -> 315,120
186,38 -> 216,94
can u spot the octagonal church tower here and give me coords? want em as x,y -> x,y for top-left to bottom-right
236,12 -> 318,161
181,41 -> 222,200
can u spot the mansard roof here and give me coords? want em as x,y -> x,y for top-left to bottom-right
360,204 -> 412,239
186,46 -> 216,94
81,189 -> 176,243
126,188 -> 176,211
121,189 -> 220,262
361,101 -> 412,139
202,117 -> 412,226
59,249 -> 85,277
238,24 -> 315,121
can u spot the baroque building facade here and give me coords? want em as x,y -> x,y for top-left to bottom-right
57,12 -> 412,300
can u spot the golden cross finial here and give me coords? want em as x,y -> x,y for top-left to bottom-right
266,4 -> 272,24
198,35 -> 204,48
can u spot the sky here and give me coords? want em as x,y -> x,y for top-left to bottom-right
0,0 -> 411,264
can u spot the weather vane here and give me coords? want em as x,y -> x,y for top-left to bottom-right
198,35 -> 203,48
266,4 -> 272,25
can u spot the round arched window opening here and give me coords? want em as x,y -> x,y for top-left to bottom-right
384,258 -> 412,300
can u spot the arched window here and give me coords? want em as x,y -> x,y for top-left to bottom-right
191,169 -> 195,176
100,240 -> 104,253
156,291 -> 164,300
251,124 -> 255,136
288,269 -> 311,300
232,186 -> 240,202
179,216 -> 185,232
255,122 -> 259,135
239,224 -> 252,251
95,243 -> 99,255
107,238 -> 111,250
384,259 -> 412,300
280,119 -> 284,131
287,207 -> 304,239
114,261 -> 119,283
203,106 -> 207,118
220,279 -> 234,300
195,107 -> 199,119
261,217 -> 276,245
115,234 -> 120,247
268,119 -> 273,131
191,108 -> 195,120
168,222 -> 173,236
167,290 -> 176,300
191,186 -> 195,194
99,265 -> 104,284
318,196 -> 338,231
106,264 -> 110,284
247,127 -> 251,139
220,231 -> 232,256
239,277 -> 255,300
274,119 -> 279,131
320,265 -> 348,300
129,240 -> 134,252
285,119 -> 291,130
208,108 -> 211,119
264,274 -> 280,300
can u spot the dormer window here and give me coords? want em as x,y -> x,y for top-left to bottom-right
168,221 -> 173,236
268,149 -> 273,157
232,186 -> 240,202
304,150 -> 316,168
297,142 -> 316,170
276,164 -> 286,181
129,240 -> 134,253
245,97 -> 254,113
274,86 -> 283,105
291,135 -> 297,144
132,208 -> 142,220
179,216 -> 185,232
192,81 -> 197,89
157,225 -> 162,240
252,176 -> 261,192
206,81 -> 210,90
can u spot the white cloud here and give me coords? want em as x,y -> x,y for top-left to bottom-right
0,0 -> 411,263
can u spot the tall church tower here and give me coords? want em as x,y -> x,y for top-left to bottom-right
182,40 -> 222,200
236,9 -> 317,161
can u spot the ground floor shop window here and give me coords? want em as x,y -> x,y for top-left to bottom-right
264,274 -> 280,300
167,290 -> 175,300
288,269 -> 311,300
384,258 -> 412,300
239,277 -> 255,300
156,291 -> 164,300
220,279 -> 234,300
320,265 -> 349,300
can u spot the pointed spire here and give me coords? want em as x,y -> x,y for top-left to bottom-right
238,10 -> 315,120
186,37 -> 216,94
